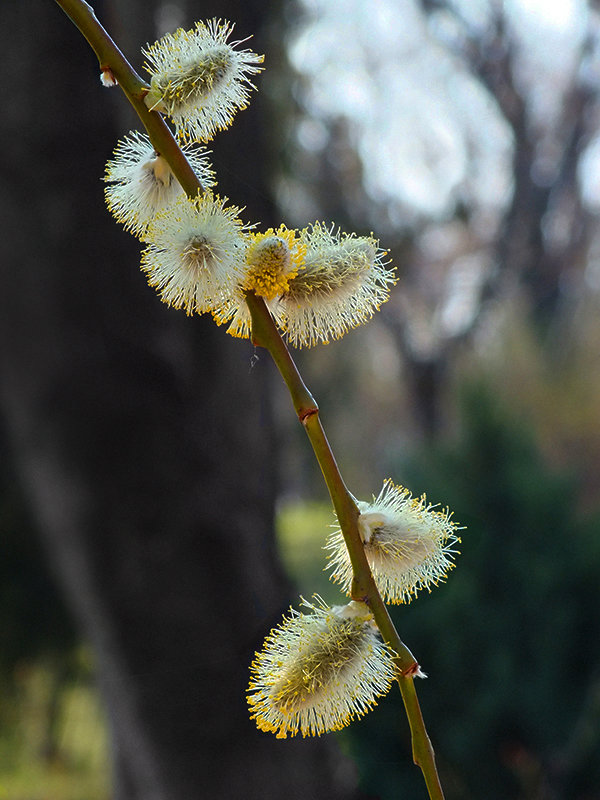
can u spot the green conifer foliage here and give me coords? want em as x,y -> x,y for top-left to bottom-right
348,383 -> 600,799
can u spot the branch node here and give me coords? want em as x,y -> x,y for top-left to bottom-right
299,406 -> 318,426
401,662 -> 428,679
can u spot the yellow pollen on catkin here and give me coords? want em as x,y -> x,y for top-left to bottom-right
270,621 -> 367,712
244,225 -> 306,300
247,597 -> 398,739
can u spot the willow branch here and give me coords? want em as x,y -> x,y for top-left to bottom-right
54,2 -> 444,796
244,294 -> 414,659
246,292 -> 444,799
54,0 -> 201,197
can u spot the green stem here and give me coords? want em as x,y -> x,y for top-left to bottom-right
54,0 -> 202,197
246,292 -> 444,799
400,677 -> 445,800
54,2 -> 445,796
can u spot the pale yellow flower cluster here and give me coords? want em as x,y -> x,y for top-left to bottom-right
248,598 -> 397,738
101,17 -> 463,739
143,20 -> 264,143
103,19 -> 396,348
250,480 -> 461,738
326,479 -> 461,604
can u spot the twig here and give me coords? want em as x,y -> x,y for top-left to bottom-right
53,2 -> 445,796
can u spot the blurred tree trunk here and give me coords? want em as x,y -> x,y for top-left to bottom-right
0,2 -> 355,798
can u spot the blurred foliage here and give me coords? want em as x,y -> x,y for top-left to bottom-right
279,381 -> 600,799
277,501 -> 339,603
0,438 -> 109,797
0,655 -> 109,800
354,382 -> 600,799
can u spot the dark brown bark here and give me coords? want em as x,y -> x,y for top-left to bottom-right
0,2 -> 356,798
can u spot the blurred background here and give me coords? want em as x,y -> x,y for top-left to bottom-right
2,0 -> 600,798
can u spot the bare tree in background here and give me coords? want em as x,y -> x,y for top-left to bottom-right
398,1 -> 600,435
0,2 -> 357,798
283,1 -> 600,442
